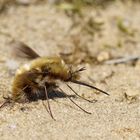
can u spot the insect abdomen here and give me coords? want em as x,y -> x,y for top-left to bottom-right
12,73 -> 28,101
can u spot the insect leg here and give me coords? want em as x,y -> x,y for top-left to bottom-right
0,100 -> 10,109
66,84 -> 97,103
58,87 -> 91,114
0,85 -> 29,109
14,85 -> 29,101
44,85 -> 55,120
42,101 -> 50,115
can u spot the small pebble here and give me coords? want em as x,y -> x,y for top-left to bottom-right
97,51 -> 110,62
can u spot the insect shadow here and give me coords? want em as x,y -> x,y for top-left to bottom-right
26,88 -> 76,101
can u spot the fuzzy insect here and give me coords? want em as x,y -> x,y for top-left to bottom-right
1,41 -> 109,120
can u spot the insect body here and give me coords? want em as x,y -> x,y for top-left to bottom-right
12,56 -> 75,102
1,41 -> 109,119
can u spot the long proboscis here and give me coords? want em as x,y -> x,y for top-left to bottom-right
70,80 -> 110,96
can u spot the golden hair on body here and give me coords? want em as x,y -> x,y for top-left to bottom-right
1,41 -> 109,120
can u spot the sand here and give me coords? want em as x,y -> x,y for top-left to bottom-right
0,1 -> 140,140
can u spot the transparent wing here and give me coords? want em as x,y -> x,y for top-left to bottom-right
10,40 -> 40,60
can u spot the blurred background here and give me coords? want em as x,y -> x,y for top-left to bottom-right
1,0 -> 140,65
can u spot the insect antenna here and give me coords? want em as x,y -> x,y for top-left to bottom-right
70,80 -> 110,96
73,67 -> 86,73
66,84 -> 96,103
70,67 -> 86,76
58,87 -> 91,114
43,85 -> 55,120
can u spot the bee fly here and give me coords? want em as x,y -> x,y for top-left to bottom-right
1,41 -> 109,120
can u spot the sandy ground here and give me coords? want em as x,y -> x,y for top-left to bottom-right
0,1 -> 140,140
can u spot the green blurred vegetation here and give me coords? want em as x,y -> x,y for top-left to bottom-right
57,0 -> 116,15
